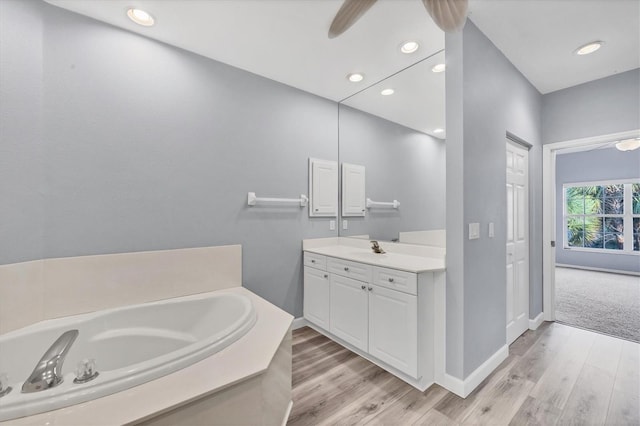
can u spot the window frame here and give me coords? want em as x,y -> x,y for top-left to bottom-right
563,179 -> 640,255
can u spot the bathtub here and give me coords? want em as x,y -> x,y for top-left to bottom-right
0,291 -> 256,422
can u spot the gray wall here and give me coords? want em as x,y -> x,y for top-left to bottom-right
1,0 -> 339,317
543,69 -> 640,144
0,0 -> 44,264
446,21 -> 542,378
555,147 -> 640,272
338,105 -> 446,241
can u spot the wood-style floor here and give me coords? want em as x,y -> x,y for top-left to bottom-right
288,323 -> 639,425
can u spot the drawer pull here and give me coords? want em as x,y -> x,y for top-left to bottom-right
361,285 -> 366,290
368,286 -> 373,291
344,267 -> 349,272
388,278 -> 395,283
324,274 -> 328,278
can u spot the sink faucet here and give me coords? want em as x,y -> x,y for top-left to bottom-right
22,329 -> 78,393
371,240 -> 385,254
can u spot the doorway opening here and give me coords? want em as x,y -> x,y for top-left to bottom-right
543,130 -> 640,342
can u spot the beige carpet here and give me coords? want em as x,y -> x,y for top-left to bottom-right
555,267 -> 640,342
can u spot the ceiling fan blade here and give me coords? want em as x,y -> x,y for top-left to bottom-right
422,0 -> 468,32
329,0 -> 378,39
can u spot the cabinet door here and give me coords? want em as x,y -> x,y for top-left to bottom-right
303,267 -> 331,330
368,285 -> 418,377
309,158 -> 338,217
330,274 -> 368,351
342,163 -> 366,217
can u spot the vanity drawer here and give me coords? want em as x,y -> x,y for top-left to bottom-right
304,252 -> 327,270
372,266 -> 417,295
327,257 -> 372,282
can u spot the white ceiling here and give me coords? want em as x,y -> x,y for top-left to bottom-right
468,0 -> 640,94
44,0 -> 640,135
342,51 -> 446,137
44,0 -> 445,102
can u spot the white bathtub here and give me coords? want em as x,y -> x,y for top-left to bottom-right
0,291 -> 256,422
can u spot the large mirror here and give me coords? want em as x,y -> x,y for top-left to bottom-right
338,51 -> 447,244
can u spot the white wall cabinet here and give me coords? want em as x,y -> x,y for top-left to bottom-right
309,158 -> 338,217
342,163 -> 366,217
303,251 -> 432,385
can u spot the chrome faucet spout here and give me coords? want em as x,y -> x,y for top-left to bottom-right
21,329 -> 79,393
370,240 -> 385,254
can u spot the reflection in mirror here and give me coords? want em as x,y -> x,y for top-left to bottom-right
342,163 -> 366,217
338,51 -> 446,243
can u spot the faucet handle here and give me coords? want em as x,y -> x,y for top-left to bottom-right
74,359 -> 99,384
0,373 -> 12,398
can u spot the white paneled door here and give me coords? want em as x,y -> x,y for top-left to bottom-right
506,140 -> 530,345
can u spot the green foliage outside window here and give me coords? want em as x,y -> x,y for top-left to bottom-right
565,185 -> 624,250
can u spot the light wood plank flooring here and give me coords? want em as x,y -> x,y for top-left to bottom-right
288,323 -> 639,425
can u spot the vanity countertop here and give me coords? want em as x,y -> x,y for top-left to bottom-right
304,245 -> 445,273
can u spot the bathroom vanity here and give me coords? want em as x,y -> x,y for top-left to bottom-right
302,237 -> 446,391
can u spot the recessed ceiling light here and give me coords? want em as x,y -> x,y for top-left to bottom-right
575,41 -> 603,55
347,73 -> 364,83
433,128 -> 444,134
380,88 -> 395,96
615,138 -> 640,151
127,8 -> 155,26
400,41 -> 420,54
431,63 -> 446,73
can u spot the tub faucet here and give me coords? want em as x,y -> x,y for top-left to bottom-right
21,329 -> 78,393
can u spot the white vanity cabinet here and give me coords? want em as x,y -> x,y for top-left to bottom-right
368,284 -> 417,377
303,251 -> 428,381
330,274 -> 369,351
303,253 -> 330,329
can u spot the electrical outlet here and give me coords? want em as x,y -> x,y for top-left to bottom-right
342,220 -> 348,230
329,220 -> 336,231
469,223 -> 480,240
489,222 -> 495,238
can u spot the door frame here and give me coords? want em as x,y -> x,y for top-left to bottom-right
542,129 -> 640,321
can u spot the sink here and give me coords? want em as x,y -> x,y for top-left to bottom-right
348,251 -> 388,262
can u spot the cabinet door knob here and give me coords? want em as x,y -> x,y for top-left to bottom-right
344,267 -> 349,271
324,274 -> 328,279
361,285 -> 366,290
311,259 -> 316,263
368,286 -> 373,291
388,278 -> 394,283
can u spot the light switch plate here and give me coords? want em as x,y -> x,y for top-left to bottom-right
469,223 -> 480,240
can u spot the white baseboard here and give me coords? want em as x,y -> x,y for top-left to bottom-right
440,373 -> 465,398
291,317 -> 308,330
439,345 -> 509,398
529,312 -> 544,330
281,400 -> 293,426
556,264 -> 640,277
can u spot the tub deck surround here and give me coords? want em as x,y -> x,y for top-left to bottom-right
0,291 -> 257,421
0,245 -> 293,425
0,245 -> 242,335
302,237 -> 446,393
0,287 -> 294,426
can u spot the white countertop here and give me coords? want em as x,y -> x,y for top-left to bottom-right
304,245 -> 445,273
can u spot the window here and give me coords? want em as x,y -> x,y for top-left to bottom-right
564,181 -> 640,253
